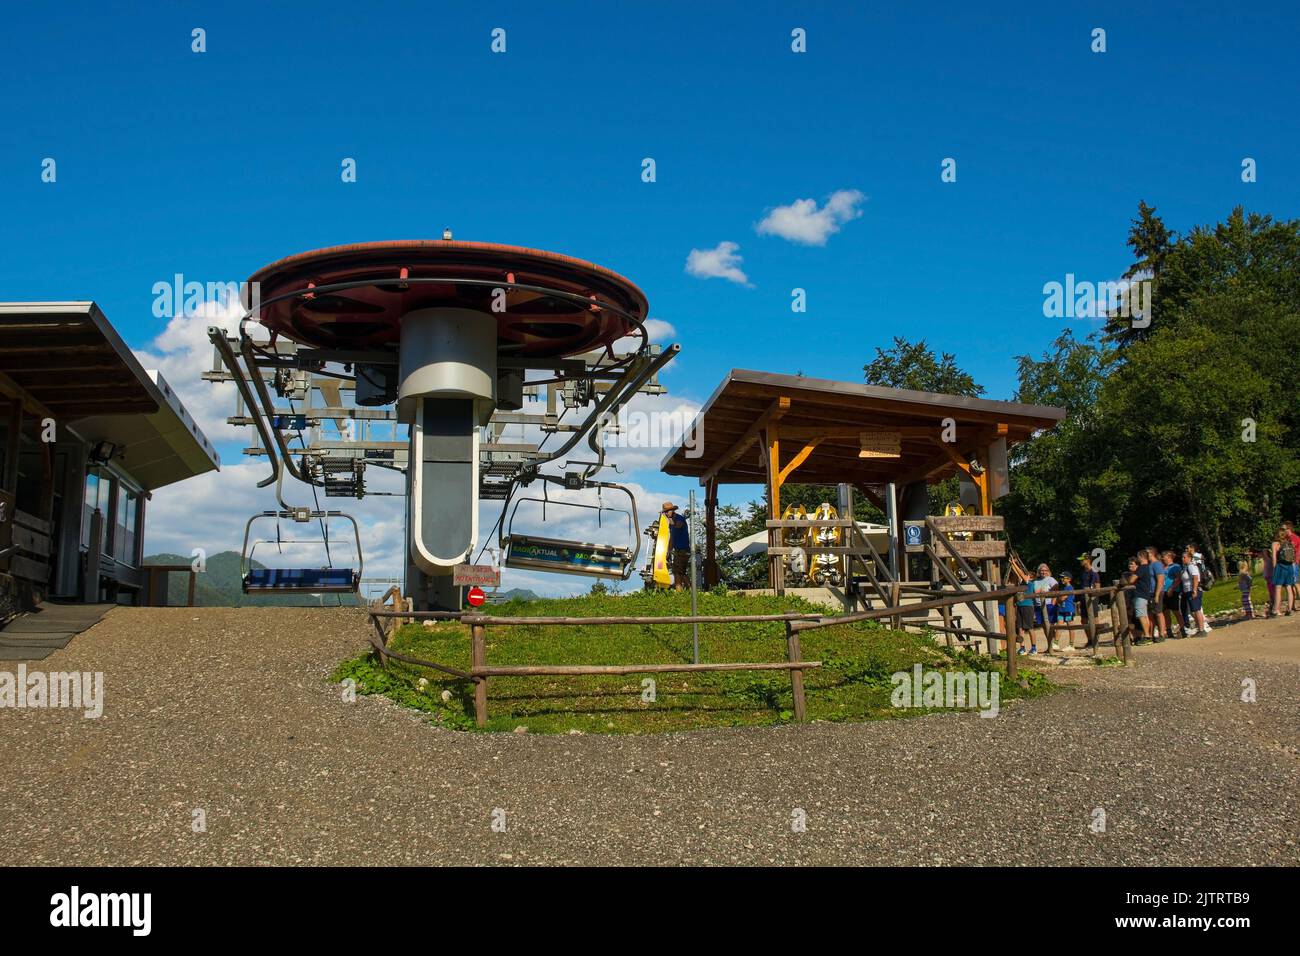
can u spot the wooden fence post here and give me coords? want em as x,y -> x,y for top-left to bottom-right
1116,586 -> 1131,663
1084,594 -> 1097,651
1006,597 -> 1018,679
471,622 -> 488,728
785,620 -> 807,722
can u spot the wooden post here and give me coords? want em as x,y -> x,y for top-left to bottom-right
187,569 -> 197,607
785,620 -> 807,722
1006,597 -> 1018,679
1115,585 -> 1131,663
1107,593 -> 1122,659
1084,594 -> 1097,651
941,601 -> 953,648
471,622 -> 488,728
890,580 -> 901,631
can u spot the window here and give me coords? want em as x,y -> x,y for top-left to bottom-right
114,488 -> 139,565
98,472 -> 115,557
81,470 -> 117,555
81,472 -> 99,549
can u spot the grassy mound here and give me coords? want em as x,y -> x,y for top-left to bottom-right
333,590 -> 1052,734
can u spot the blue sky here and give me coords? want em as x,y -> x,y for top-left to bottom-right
2,1 -> 1297,589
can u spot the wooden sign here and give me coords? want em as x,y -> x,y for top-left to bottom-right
453,563 -> 501,587
858,430 -> 902,459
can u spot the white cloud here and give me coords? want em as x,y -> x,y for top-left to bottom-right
685,241 -> 749,285
134,297 -> 250,445
613,316 -> 676,354
755,189 -> 865,245
133,289 -> 707,599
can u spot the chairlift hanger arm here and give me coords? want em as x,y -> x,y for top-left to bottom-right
526,343 -> 679,470
209,327 -> 281,489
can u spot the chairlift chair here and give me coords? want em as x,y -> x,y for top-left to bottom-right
501,480 -> 640,579
241,508 -> 364,594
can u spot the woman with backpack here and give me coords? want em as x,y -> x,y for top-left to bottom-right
1180,546 -> 1211,635
1270,528 -> 1298,617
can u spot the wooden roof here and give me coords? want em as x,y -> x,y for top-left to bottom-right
0,302 -> 220,489
660,369 -> 1065,487
0,302 -> 159,417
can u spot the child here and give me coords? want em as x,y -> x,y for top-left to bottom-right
1056,571 -> 1076,648
1015,580 -> 1039,654
1238,560 -> 1254,619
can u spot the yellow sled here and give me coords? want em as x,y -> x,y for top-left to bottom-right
808,502 -> 844,586
650,513 -> 673,588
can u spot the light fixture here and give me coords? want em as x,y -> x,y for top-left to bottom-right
89,440 -> 119,464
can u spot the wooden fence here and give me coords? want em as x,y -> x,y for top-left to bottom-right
365,582 -> 1137,727
366,609 -> 824,727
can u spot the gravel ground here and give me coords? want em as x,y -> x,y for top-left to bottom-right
0,606 -> 1295,866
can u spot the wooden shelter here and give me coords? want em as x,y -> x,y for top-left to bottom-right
659,369 -> 1065,588
0,302 -> 219,611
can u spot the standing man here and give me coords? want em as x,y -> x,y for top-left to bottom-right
662,501 -> 691,592
1076,553 -> 1102,649
1147,546 -> 1167,642
1133,550 -> 1156,644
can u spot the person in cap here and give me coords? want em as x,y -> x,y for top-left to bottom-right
1076,553 -> 1102,649
662,502 -> 691,591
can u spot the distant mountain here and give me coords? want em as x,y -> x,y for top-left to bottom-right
142,551 -> 361,607
490,588 -> 540,603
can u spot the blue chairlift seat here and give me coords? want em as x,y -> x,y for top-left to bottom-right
241,509 -> 364,595
243,566 -> 358,594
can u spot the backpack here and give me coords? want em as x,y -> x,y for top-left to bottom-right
1281,538 -> 1297,565
1196,558 -> 1214,590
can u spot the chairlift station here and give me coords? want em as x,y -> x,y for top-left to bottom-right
205,238 -> 675,610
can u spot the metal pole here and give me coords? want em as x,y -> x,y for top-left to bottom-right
689,489 -> 700,664
884,481 -> 900,579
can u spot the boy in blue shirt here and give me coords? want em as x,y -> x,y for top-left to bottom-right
1147,547 -> 1167,641
1161,549 -> 1188,638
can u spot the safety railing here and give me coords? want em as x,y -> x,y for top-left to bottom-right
366,609 -> 825,726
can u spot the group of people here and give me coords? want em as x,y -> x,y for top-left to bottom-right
1004,553 -> 1104,655
1254,520 -> 1300,617
998,518 -> 1300,654
1119,546 -> 1214,644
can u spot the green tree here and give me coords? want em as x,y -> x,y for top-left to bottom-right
864,336 -> 985,396
1014,205 -> 1300,577
865,337 -> 985,517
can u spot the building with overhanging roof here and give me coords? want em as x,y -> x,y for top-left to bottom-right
0,302 -> 219,610
660,369 -> 1065,587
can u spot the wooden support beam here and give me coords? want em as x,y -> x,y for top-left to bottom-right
703,478 -> 719,588
777,438 -> 824,485
699,396 -> 790,486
